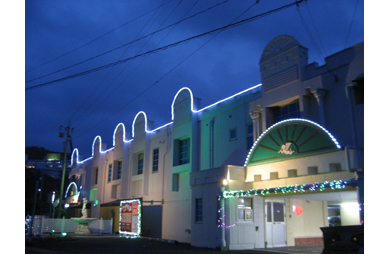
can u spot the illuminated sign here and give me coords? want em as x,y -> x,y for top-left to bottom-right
119,199 -> 141,236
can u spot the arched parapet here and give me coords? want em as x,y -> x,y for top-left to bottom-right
244,118 -> 341,167
65,182 -> 78,198
260,35 -> 299,63
71,148 -> 79,166
171,87 -> 194,121
132,111 -> 154,139
92,135 -> 103,157
171,87 -> 201,121
113,123 -> 126,147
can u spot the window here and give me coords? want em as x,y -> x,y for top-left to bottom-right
117,160 -> 122,179
195,198 -> 203,222
172,173 -> 179,192
174,138 -> 190,166
288,169 -> 298,177
152,148 -> 159,172
137,153 -> 144,175
93,167 -> 99,185
230,128 -> 237,141
90,188 -> 97,202
238,198 -> 253,221
329,163 -> 342,172
254,174 -> 262,181
111,185 -> 117,199
247,124 -> 254,149
179,139 -> 189,165
108,164 -> 112,182
308,166 -> 318,175
273,100 -> 300,123
270,172 -> 279,180
353,77 -> 364,105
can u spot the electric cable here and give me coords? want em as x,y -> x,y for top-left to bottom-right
69,0 -> 170,127
26,0 -> 303,91
72,0 -> 194,128
25,0 -> 230,84
72,0 -> 261,141
26,0 -> 174,74
344,0 -> 359,49
296,3 -> 325,63
305,1 -> 327,58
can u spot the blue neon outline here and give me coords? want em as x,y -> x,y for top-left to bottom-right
73,84 -> 262,164
113,123 -> 126,147
244,118 -> 341,167
65,182 -> 78,198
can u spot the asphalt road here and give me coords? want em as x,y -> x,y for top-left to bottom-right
26,234 -> 327,254
25,235 -> 257,254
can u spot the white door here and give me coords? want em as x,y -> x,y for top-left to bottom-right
265,200 -> 287,248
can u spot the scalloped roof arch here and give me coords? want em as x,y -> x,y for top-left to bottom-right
244,118 -> 341,167
132,111 -> 151,137
92,135 -> 103,156
71,148 -> 79,166
260,35 -> 299,62
171,87 -> 194,120
113,123 -> 126,147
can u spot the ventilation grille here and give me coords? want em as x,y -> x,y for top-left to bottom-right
263,66 -> 298,92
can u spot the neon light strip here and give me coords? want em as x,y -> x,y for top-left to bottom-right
65,182 -> 78,198
170,84 -> 262,120
74,84 -> 262,164
197,84 -> 262,112
113,123 -> 126,147
244,118 -> 341,167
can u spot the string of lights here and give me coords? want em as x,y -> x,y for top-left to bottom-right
218,178 -> 359,229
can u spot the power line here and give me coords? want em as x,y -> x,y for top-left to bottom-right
69,0 -> 170,128
71,1 -> 283,141
344,0 -> 360,49
26,0 -> 303,91
26,0 -> 174,74
72,0 -> 199,133
25,0 -> 230,84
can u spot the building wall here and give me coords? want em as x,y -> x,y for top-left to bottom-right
68,35 -> 363,250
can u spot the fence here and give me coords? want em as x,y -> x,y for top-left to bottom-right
26,216 -> 113,235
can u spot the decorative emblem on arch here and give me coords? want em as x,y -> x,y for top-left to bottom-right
244,119 -> 341,167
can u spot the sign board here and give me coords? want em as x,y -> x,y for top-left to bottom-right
119,199 -> 141,236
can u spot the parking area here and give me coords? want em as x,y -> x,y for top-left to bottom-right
25,235 -> 325,254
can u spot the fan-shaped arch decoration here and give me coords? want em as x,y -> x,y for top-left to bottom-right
244,119 -> 341,167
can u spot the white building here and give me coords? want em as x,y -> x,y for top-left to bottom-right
67,35 -> 363,250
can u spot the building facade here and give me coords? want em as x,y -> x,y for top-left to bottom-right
67,35 -> 363,250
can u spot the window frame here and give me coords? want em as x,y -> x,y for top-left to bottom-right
230,128 -> 237,141
238,197 -> 253,221
108,164 -> 112,182
179,138 -> 190,165
137,153 -> 144,175
152,148 -> 159,173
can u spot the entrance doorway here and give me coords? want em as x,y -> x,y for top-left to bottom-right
265,200 -> 286,248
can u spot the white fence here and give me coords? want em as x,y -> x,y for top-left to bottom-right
27,216 -> 113,235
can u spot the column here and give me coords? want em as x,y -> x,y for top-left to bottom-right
312,89 -> 327,126
249,105 -> 262,142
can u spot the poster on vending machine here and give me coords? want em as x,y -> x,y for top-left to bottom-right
119,199 -> 141,236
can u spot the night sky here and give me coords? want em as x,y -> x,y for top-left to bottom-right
24,0 -> 364,159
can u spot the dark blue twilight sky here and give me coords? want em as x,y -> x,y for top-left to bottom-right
23,0 -> 365,159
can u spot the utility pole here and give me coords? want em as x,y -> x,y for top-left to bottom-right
57,122 -> 74,218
